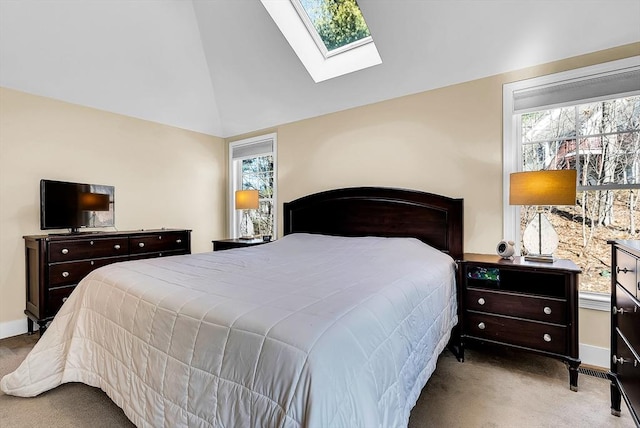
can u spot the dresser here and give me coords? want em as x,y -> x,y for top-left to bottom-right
457,253 -> 581,390
609,240 -> 640,426
24,229 -> 191,335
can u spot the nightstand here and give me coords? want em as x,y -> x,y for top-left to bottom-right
212,238 -> 269,251
457,253 -> 581,391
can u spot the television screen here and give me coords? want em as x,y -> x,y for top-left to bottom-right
40,179 -> 115,232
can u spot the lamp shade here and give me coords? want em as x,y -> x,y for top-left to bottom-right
235,190 -> 259,210
509,170 -> 577,206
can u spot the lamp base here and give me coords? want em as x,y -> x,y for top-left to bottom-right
524,254 -> 556,263
238,235 -> 256,240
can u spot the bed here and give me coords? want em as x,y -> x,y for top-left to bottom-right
1,186 -> 463,428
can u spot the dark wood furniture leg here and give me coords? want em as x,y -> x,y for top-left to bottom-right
568,358 -> 580,392
610,374 -> 622,416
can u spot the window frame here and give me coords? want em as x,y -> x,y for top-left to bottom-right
502,56 -> 640,310
228,133 -> 277,239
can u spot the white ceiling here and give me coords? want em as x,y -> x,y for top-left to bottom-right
1,0 -> 639,138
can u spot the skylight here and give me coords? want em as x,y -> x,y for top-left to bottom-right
261,0 -> 382,83
292,0 -> 373,58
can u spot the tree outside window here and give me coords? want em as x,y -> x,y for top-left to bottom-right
298,0 -> 371,52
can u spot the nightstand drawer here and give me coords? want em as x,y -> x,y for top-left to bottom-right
616,249 -> 638,297
615,284 -> 640,354
49,237 -> 129,262
466,311 -> 567,355
466,288 -> 566,324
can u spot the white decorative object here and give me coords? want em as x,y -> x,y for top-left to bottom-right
496,240 -> 515,259
522,213 -> 559,256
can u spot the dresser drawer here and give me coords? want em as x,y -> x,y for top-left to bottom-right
48,237 -> 129,262
615,284 -> 640,355
466,288 -> 566,324
466,311 -> 567,355
616,249 -> 639,297
613,330 -> 640,414
49,256 -> 128,287
46,285 -> 75,317
129,232 -> 189,255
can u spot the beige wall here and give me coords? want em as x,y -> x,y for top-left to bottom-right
0,88 -> 226,336
277,76 -> 503,252
579,307 -> 611,350
231,43 -> 640,363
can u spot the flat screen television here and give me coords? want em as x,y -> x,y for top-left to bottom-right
40,179 -> 115,233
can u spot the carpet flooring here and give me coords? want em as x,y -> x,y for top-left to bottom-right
0,334 -> 634,427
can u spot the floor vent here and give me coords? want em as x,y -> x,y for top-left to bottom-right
579,367 -> 609,379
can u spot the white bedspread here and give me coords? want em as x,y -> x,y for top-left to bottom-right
1,233 -> 458,428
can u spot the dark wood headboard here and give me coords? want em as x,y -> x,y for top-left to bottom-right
283,187 -> 463,260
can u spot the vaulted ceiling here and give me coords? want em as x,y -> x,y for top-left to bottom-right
1,1 -> 639,138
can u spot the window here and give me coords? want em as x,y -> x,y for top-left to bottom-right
504,57 -> 640,298
229,134 -> 277,239
293,0 -> 372,57
261,0 -> 381,82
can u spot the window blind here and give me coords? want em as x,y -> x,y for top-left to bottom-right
513,66 -> 640,114
231,139 -> 274,160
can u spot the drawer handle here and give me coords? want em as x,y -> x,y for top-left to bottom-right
62,271 -> 69,278
613,306 -> 636,315
613,306 -> 625,315
478,322 -> 486,330
61,248 -> 69,255
176,239 -> 182,244
477,298 -> 485,305
613,355 -> 630,365
543,306 -> 552,315
543,334 -> 552,342
617,266 -> 632,274
139,243 -> 145,248
90,241 -> 94,246
114,244 -> 121,250
62,297 -> 68,303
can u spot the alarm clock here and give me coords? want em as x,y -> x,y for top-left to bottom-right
496,240 -> 515,259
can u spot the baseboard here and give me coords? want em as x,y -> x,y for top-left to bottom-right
579,343 -> 610,369
0,318 -> 28,340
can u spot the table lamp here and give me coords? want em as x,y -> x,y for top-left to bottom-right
509,169 -> 577,263
235,189 -> 259,239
